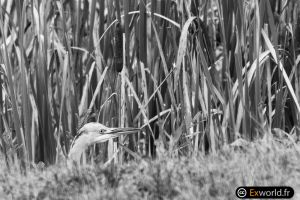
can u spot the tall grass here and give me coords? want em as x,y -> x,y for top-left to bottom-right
0,0 -> 300,169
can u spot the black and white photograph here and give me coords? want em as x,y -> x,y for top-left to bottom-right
0,0 -> 299,199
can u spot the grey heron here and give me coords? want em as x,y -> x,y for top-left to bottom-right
68,122 -> 140,164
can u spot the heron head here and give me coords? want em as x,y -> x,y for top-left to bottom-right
68,122 -> 140,163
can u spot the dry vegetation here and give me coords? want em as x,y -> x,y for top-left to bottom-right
0,138 -> 300,199
0,0 -> 300,199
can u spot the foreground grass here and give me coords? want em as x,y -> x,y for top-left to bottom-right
0,137 -> 299,200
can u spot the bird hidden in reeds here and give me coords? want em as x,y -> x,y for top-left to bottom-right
68,122 -> 140,165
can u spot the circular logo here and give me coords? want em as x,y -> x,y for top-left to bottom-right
236,188 -> 247,198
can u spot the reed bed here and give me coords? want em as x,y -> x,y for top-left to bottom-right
0,0 -> 300,197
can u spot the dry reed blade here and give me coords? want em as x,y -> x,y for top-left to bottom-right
0,3 -> 27,169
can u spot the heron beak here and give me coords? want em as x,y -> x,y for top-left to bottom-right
107,127 -> 141,135
92,127 -> 140,144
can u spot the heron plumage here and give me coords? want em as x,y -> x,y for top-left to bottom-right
68,122 -> 140,164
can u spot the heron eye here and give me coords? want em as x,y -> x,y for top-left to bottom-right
100,129 -> 105,133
